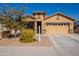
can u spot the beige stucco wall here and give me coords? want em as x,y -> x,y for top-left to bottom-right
45,15 -> 74,23
45,15 -> 74,34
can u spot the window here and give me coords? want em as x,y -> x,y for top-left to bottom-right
58,23 -> 60,26
46,22 -> 70,26
46,23 -> 52,26
60,23 -> 63,25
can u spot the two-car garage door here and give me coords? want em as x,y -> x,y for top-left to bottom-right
46,23 -> 69,34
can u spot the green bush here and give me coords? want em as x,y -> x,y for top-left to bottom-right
20,29 -> 35,43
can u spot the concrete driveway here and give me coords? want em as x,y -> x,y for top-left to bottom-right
0,34 -> 79,56
49,34 -> 79,56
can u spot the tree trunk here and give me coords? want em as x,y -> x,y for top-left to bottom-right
11,29 -> 16,39
15,31 -> 17,39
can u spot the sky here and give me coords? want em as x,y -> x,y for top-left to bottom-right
0,3 -> 79,21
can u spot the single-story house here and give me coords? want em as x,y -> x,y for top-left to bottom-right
22,11 -> 75,34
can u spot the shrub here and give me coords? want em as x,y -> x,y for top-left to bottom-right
20,29 -> 35,43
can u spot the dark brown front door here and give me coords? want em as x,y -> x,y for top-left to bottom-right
37,22 -> 42,34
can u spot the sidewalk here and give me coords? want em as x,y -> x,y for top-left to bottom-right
0,46 -> 59,56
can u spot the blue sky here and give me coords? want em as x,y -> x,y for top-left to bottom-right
0,3 -> 79,21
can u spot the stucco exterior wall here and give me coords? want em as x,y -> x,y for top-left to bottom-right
45,15 -> 74,34
45,15 -> 74,23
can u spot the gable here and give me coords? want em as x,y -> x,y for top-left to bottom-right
45,12 -> 75,23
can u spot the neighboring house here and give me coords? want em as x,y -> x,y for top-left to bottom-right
22,11 -> 75,34
74,21 -> 79,33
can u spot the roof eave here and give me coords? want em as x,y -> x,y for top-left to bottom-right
45,12 -> 75,21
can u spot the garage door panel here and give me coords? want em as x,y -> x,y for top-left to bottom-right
46,24 -> 69,34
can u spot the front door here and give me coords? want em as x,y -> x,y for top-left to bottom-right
37,22 -> 42,34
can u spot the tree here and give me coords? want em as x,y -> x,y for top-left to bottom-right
0,4 -> 27,38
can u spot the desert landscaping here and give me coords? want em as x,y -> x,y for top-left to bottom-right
0,37 -> 53,47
